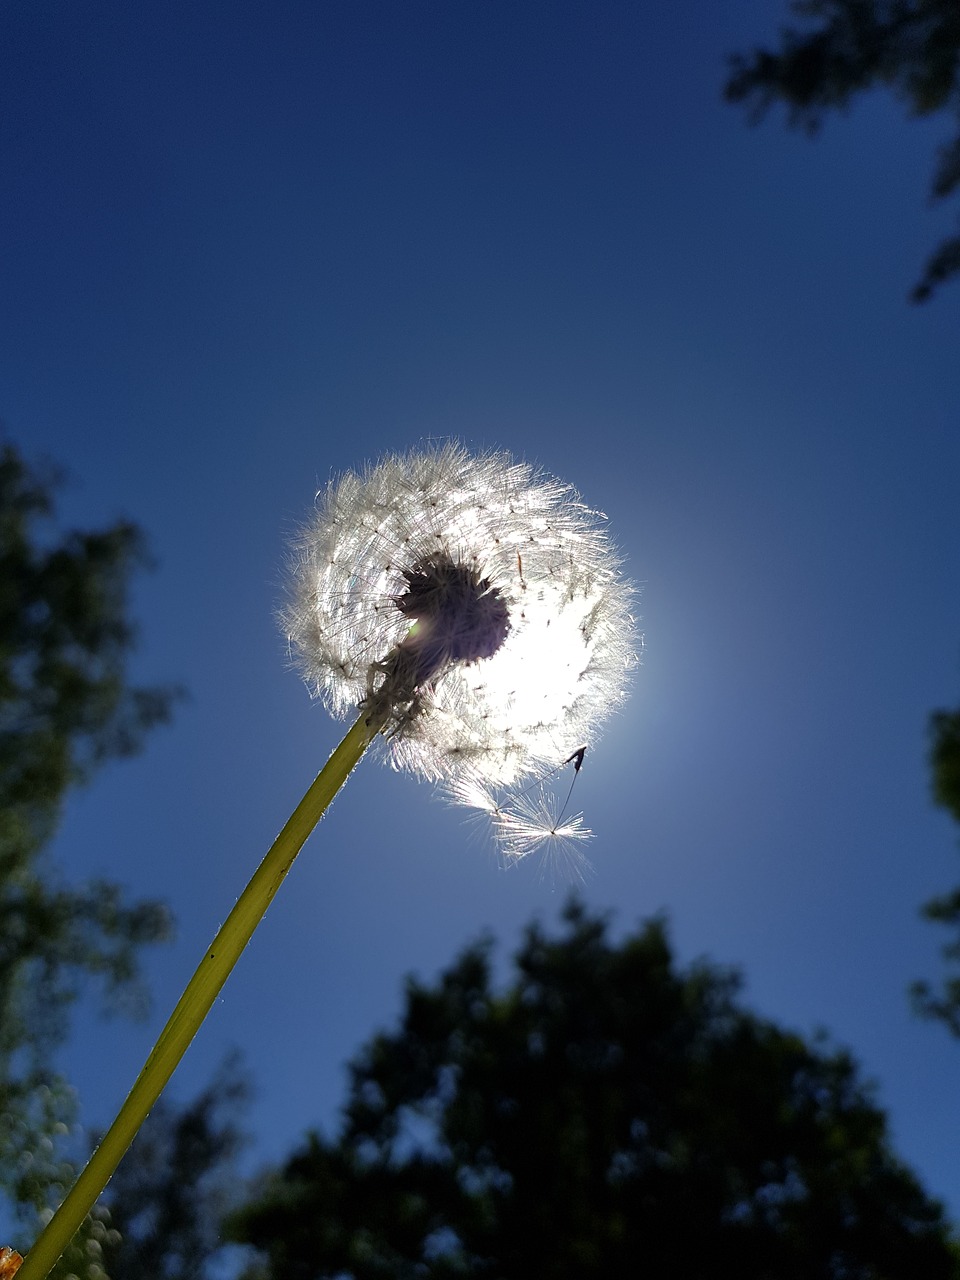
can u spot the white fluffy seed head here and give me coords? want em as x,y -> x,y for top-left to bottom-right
284,442 -> 637,786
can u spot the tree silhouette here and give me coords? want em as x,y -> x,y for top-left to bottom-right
912,696 -> 960,1033
0,438 -> 179,1266
231,901 -> 959,1279
725,0 -> 960,301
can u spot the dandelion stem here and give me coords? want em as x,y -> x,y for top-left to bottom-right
18,714 -> 376,1280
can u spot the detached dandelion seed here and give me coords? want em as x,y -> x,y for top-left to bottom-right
494,788 -> 593,877
19,441 -> 636,1280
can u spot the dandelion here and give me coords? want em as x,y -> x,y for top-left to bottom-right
19,443 -> 636,1279
285,441 -> 635,790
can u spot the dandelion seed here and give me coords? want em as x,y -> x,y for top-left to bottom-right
0,1247 -> 23,1278
450,745 -> 594,877
493,788 -> 593,876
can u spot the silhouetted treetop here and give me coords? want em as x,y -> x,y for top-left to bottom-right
725,0 -> 960,300
232,900 -> 959,1279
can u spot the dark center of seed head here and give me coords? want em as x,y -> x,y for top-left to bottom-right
394,555 -> 511,682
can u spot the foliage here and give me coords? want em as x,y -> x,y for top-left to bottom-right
929,707 -> 960,825
231,901 -> 959,1279
0,439 -> 179,1263
725,0 -> 960,301
95,1053 -> 250,1280
912,701 -> 960,1033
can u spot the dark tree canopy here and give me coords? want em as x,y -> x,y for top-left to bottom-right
231,901 -> 959,1280
929,706 -> 960,825
912,700 -> 960,1034
0,441 -> 177,830
725,0 -> 960,301
0,439 -> 179,1262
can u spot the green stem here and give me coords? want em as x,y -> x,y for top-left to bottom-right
19,714 -> 375,1280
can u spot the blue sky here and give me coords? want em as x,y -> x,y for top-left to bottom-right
3,0 -> 960,1237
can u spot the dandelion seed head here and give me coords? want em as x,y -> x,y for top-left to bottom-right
284,442 -> 636,786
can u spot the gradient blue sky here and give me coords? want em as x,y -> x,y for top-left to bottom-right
4,0 -> 960,1240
